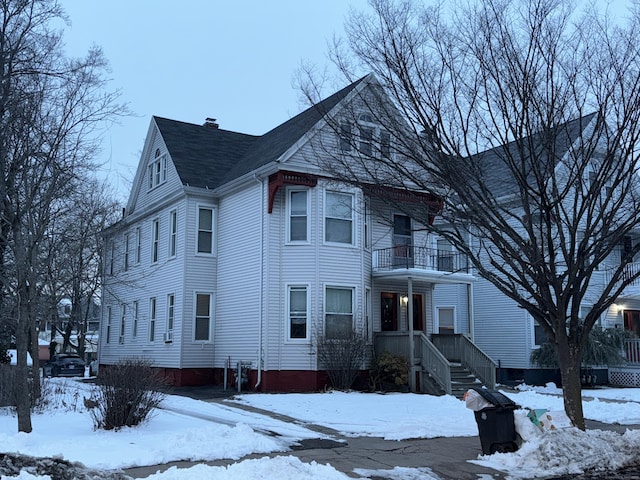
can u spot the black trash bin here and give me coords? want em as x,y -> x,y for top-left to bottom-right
471,388 -> 519,455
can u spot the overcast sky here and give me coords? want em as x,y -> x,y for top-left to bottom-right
58,1 -> 632,202
59,1 -> 368,201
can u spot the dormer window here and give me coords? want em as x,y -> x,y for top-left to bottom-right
148,149 -> 167,190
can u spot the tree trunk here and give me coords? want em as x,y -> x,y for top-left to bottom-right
558,348 -> 585,430
14,320 -> 32,433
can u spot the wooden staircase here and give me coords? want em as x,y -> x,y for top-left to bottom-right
450,363 -> 483,399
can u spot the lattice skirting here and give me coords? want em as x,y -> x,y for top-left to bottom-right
609,367 -> 640,387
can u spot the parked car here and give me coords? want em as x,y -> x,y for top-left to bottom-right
43,354 -> 85,377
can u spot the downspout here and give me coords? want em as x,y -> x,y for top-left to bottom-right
254,174 -> 265,389
468,282 -> 475,341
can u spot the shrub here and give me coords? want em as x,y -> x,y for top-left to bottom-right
531,326 -> 629,368
87,358 -> 167,430
316,330 -> 370,390
369,351 -> 409,391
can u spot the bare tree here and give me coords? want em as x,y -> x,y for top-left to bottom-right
300,0 -> 640,429
41,180 -> 119,360
0,0 -> 125,432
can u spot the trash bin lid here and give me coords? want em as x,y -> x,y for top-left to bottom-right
472,388 -> 518,409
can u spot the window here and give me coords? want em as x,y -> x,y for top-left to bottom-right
287,285 -> 308,340
167,294 -> 175,332
105,306 -> 112,344
169,210 -> 177,257
123,233 -> 130,271
197,207 -> 214,254
533,319 -> 547,347
133,300 -> 139,337
135,227 -> 141,264
151,219 -> 159,263
380,130 -> 391,158
120,304 -> 126,343
325,287 -> 354,339
148,149 -> 167,190
195,293 -> 212,341
149,297 -> 156,342
288,190 -> 308,242
325,192 -> 354,244
364,199 -> 371,249
339,121 -> 352,152
359,126 -> 373,156
365,288 -> 372,341
437,238 -> 454,272
108,242 -> 114,275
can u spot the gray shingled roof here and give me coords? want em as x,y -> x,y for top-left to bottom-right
154,76 -> 367,190
469,113 -> 598,198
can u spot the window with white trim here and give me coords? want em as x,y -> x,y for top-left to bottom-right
133,300 -> 139,337
359,126 -> 373,156
148,149 -> 167,190
325,286 -> 354,339
287,285 -> 308,340
197,207 -> 214,254
123,233 -> 130,271
195,293 -> 212,341
105,306 -> 112,344
135,227 -> 141,264
149,297 -> 156,342
167,294 -> 175,333
380,130 -> 391,158
169,210 -> 177,258
339,121 -> 352,152
151,219 -> 159,263
108,241 -> 115,275
325,191 -> 354,245
287,189 -> 308,243
119,304 -> 126,343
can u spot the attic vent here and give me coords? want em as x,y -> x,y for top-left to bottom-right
204,117 -> 219,129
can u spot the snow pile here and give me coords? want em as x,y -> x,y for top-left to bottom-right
475,428 -> 640,479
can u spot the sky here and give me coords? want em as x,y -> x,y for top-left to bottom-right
2,379 -> 640,479
57,1 -> 369,202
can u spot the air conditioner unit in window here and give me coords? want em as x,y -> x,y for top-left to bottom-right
164,331 -> 173,343
118,336 -> 124,344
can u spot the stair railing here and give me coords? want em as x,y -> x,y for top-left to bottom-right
416,333 -> 452,395
432,334 -> 496,389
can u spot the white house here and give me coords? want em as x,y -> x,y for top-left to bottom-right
99,75 -> 485,393
433,113 -> 640,387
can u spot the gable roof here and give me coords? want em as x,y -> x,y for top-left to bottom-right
471,113 -> 598,198
154,76 -> 368,191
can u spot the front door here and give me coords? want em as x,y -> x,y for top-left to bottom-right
436,307 -> 455,334
381,292 -> 398,331
624,310 -> 640,336
412,294 -> 424,331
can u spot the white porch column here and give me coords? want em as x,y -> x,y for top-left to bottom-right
408,277 -> 416,392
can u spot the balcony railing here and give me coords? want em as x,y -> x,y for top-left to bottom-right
626,339 -> 640,365
373,246 -> 470,273
604,261 -> 640,289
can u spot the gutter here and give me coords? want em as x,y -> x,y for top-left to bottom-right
254,174 -> 265,389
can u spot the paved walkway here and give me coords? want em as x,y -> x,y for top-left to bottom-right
122,387 -> 640,480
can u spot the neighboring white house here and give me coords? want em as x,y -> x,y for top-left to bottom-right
99,75 -> 481,392
433,113 -> 640,387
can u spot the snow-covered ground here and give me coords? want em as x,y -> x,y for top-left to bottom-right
1,379 -> 640,479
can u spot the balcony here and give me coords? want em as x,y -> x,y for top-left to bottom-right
372,246 -> 475,284
605,261 -> 640,299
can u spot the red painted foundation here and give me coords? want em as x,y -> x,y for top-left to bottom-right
98,364 -> 367,392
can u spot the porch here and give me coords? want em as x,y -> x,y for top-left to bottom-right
374,332 -> 496,397
610,338 -> 640,387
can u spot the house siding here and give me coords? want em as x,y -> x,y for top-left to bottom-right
101,196 -> 188,368
212,182 -> 262,369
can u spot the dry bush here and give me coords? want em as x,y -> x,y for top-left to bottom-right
87,358 -> 166,430
316,330 -> 370,390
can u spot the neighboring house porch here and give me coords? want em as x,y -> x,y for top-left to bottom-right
607,261 -> 640,387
